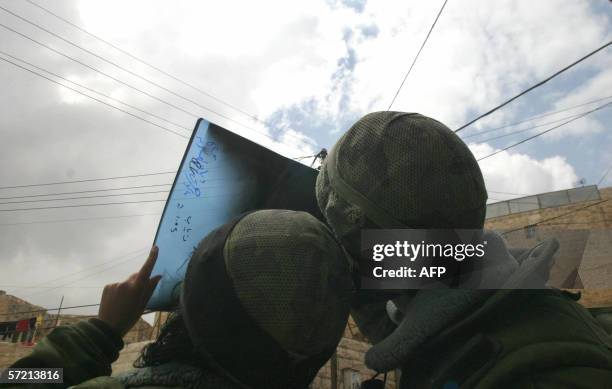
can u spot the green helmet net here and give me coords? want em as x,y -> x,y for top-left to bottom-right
224,209 -> 354,357
181,209 -> 355,389
316,111 -> 487,258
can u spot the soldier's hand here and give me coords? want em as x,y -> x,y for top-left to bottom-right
98,246 -> 162,337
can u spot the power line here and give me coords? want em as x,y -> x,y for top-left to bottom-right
0,198 -> 167,212
0,182 -> 239,205
0,303 -> 100,317
24,0 -> 274,130
0,22 -> 201,118
0,212 -> 160,227
488,190 -> 532,196
0,174 -> 251,201
0,189 -> 251,211
10,248 -> 149,297
477,101 -> 612,161
387,0 -> 448,110
0,171 -> 176,190
0,6 -> 264,132
0,14 -> 309,148
0,151 -> 315,191
461,94 -> 612,139
500,199 -> 610,236
0,54 -> 190,139
13,247 -> 149,298
0,189 -> 170,205
22,250 -> 148,299
0,49 -> 190,132
0,183 -> 172,200
473,111 -> 587,144
538,219 -> 612,227
488,197 -> 539,204
455,39 -> 612,133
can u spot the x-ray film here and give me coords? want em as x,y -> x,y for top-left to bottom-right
147,119 -> 321,310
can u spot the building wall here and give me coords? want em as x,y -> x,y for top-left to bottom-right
0,291 -> 46,323
0,342 -> 34,370
4,186 -> 609,384
485,186 -> 612,307
0,291 -> 153,355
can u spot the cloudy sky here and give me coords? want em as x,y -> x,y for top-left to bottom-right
0,0 -> 610,319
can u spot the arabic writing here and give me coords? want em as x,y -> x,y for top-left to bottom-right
183,137 -> 218,197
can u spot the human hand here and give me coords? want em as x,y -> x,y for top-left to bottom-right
98,246 -> 162,337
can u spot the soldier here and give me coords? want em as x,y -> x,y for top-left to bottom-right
315,111 -> 612,388
2,210 -> 355,389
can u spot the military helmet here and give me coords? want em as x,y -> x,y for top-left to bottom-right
316,111 -> 487,258
181,209 -> 355,389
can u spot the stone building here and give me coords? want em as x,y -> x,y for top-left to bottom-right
0,290 -> 46,323
0,291 -> 152,348
484,185 -> 612,307
2,185 -> 610,386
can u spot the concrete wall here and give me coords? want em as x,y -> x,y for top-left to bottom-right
0,291 -> 46,323
485,186 -> 612,307
0,342 -> 34,370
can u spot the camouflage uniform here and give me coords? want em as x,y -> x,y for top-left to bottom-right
316,111 -> 612,388
1,210 -> 355,389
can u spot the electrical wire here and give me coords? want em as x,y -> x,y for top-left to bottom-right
0,188 -> 261,211
488,197 -> 539,204
0,189 -> 170,205
0,183 -> 172,200
0,199 -> 167,212
0,55 -> 190,139
455,39 -> 612,133
0,49 -> 191,131
0,303 -> 100,317
0,212 -> 161,227
500,199 -> 610,236
488,190 -> 532,196
0,149 -> 315,192
0,15 -> 309,147
0,21 -> 201,118
538,219 -> 612,227
461,94 -> 612,139
477,101 -> 612,161
0,171 -> 176,190
22,250 -> 149,299
387,0 -> 448,110
0,6 -> 269,132
24,0 -> 275,130
5,247 -> 149,297
471,111 -> 587,144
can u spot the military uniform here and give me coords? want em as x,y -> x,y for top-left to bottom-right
2,210 -> 355,389
315,111 -> 612,388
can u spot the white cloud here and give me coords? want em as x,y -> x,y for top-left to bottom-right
470,143 -> 579,199
0,0 -> 609,317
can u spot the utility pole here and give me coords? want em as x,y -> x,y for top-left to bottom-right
54,296 -> 64,329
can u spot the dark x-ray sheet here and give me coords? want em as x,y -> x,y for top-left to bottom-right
147,118 -> 322,310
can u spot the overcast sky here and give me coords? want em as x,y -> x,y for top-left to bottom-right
0,0 -> 610,319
